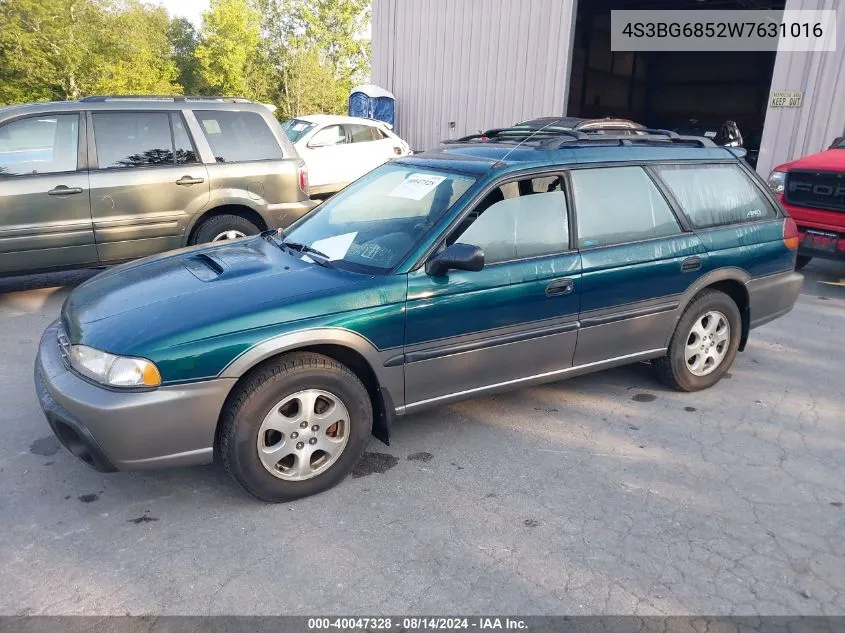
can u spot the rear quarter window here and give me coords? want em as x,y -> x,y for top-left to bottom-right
654,163 -> 778,228
194,110 -> 283,163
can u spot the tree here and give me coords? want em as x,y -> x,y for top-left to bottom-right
194,0 -> 263,98
169,17 -> 204,95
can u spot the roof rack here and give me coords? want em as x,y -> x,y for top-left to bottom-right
442,126 -> 589,144
79,95 -> 253,103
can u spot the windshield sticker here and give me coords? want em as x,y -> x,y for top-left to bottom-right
292,122 -> 309,131
704,131 -> 717,138
309,232 -> 357,260
388,173 -> 447,201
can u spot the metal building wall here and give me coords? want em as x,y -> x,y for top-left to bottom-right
756,0 -> 845,176
371,0 -> 579,151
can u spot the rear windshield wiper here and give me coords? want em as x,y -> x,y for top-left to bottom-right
282,240 -> 333,267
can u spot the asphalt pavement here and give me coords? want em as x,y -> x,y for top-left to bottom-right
1,262 -> 844,615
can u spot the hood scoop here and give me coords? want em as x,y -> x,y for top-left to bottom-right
184,253 -> 227,281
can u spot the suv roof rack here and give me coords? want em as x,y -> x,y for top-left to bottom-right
79,95 -> 254,103
441,124 -> 717,149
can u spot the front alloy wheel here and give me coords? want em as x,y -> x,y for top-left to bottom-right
257,389 -> 350,481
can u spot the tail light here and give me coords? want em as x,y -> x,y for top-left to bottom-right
783,217 -> 800,250
297,162 -> 309,195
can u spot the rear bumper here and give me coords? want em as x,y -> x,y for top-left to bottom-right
35,321 -> 236,471
746,270 -> 804,330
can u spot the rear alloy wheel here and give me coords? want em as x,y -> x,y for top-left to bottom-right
190,214 -> 260,245
655,289 -> 741,392
795,255 -> 812,271
219,352 -> 372,502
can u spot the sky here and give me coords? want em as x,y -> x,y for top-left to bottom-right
140,0 -> 210,27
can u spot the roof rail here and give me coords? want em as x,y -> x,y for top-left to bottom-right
539,131 -> 717,150
442,126 -> 589,145
79,95 -> 253,103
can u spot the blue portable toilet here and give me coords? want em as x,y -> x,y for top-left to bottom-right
348,84 -> 396,128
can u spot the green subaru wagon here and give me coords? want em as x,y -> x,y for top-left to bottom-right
35,127 -> 804,502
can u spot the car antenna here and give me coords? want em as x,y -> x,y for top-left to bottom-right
499,118 -> 569,163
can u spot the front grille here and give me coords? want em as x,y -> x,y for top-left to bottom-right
57,325 -> 71,368
785,170 -> 845,212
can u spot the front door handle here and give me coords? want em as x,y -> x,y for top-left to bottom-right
546,277 -> 574,297
176,176 -> 204,186
48,186 -> 83,196
681,256 -> 702,272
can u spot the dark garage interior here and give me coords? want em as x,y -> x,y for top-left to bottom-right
567,0 -> 787,145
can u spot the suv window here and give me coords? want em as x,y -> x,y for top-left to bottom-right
348,124 -> 382,143
93,112 -> 174,168
172,114 -> 198,164
309,125 -> 346,147
194,110 -> 282,163
654,163 -> 777,227
0,114 -> 78,176
571,166 -> 681,248
451,175 -> 569,264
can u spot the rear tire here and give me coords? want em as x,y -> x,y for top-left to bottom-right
219,352 -> 372,502
190,214 -> 261,245
655,289 -> 741,392
795,255 -> 812,271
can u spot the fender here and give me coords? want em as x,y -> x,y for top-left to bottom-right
218,327 -> 405,444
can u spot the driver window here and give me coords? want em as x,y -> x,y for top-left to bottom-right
310,125 -> 346,147
449,175 -> 569,264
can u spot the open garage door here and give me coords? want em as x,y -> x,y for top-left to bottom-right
567,0 -> 785,166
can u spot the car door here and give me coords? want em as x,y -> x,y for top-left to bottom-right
302,124 -> 350,193
568,165 -> 709,366
403,174 -> 582,410
0,112 -> 97,274
87,110 -> 209,263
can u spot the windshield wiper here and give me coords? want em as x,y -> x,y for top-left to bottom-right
282,240 -> 333,267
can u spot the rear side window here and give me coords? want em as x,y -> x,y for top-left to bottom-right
194,110 -> 282,163
348,124 -> 382,142
0,114 -> 78,176
93,112 -> 173,168
570,166 -> 681,248
654,163 -> 777,228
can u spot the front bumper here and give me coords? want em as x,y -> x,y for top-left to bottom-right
35,321 -> 236,471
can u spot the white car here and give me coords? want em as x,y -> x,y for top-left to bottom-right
282,115 -> 411,196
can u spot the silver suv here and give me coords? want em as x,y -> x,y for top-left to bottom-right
0,96 -> 316,276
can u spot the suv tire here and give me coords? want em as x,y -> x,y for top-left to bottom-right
655,289 -> 741,392
795,255 -> 812,271
219,352 -> 372,502
191,214 -> 261,245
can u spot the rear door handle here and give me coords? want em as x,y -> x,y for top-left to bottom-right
546,278 -> 574,297
176,176 -> 204,186
681,256 -> 702,272
48,186 -> 83,196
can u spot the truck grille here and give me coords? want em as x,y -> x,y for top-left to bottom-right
57,325 -> 71,367
785,170 -> 845,212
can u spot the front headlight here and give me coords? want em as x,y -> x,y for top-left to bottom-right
767,170 -> 786,194
70,345 -> 161,388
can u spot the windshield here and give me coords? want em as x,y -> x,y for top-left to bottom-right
282,119 -> 317,143
283,163 -> 477,274
836,138 -> 845,149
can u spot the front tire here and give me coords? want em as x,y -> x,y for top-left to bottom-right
219,353 -> 372,502
655,290 -> 741,392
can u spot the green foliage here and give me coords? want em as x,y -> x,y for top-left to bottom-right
0,0 -> 372,115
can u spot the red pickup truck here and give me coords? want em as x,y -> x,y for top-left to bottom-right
767,137 -> 845,269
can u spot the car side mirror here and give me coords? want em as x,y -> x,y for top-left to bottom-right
829,136 -> 844,149
425,243 -> 485,276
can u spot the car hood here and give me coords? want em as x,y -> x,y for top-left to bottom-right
777,148 -> 845,172
62,236 -> 371,354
